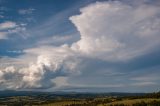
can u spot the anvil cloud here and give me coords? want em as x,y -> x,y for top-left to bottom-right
0,0 -> 160,92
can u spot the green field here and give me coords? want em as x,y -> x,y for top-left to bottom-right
39,98 -> 160,106
101,98 -> 160,106
0,97 -> 160,106
0,92 -> 160,106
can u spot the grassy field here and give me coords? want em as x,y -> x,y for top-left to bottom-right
0,92 -> 160,106
39,98 -> 160,106
100,98 -> 160,106
40,101 -> 86,106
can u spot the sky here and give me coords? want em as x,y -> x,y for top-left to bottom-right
0,0 -> 160,92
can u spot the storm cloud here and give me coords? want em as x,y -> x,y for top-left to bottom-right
0,0 -> 160,92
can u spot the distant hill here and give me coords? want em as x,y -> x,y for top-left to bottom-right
0,90 -> 159,106
0,90 -> 146,98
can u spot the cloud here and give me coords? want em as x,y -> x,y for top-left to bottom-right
70,1 -> 160,61
37,35 -> 76,46
0,46 -> 80,89
131,76 -> 160,81
0,15 -> 4,18
7,50 -> 23,54
0,6 -> 9,11
53,76 -> 69,88
0,21 -> 17,30
131,81 -> 157,87
0,56 -> 63,89
0,32 -> 7,39
0,0 -> 160,91
18,8 -> 35,15
0,21 -> 27,39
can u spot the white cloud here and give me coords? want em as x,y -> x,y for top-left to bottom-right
53,77 -> 69,88
0,21 -> 27,39
131,81 -> 157,87
0,0 -> 160,90
0,21 -> 17,30
0,46 -> 80,89
7,50 -> 23,54
131,75 -> 160,81
70,1 -> 160,61
37,35 -> 76,45
0,56 -> 60,89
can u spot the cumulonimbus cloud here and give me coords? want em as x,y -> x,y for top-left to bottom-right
70,1 -> 160,61
0,0 -> 160,90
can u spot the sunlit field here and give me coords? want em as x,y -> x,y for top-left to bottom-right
0,92 -> 159,106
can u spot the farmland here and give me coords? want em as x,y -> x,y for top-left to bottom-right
0,91 -> 159,106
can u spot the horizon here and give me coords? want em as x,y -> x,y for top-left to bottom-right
0,0 -> 160,93
0,89 -> 155,93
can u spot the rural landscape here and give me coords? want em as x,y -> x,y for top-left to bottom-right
0,0 -> 160,105
0,91 -> 159,105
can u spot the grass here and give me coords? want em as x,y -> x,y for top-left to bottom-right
99,98 -> 160,106
0,92 -> 160,106
38,98 -> 160,106
39,100 -> 86,106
